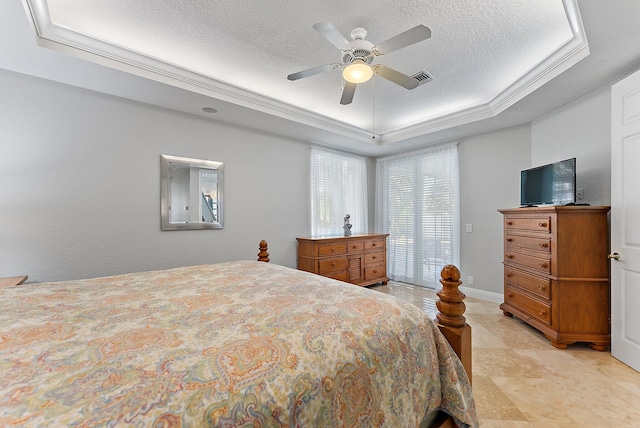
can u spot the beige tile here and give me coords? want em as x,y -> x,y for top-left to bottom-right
477,420 -> 534,427
514,423 -> 583,428
464,299 -> 500,315
473,348 -> 549,378
472,376 -> 527,421
567,346 -> 640,381
467,322 -> 509,349
620,380 -> 640,396
490,377 -> 576,424
473,316 -> 554,350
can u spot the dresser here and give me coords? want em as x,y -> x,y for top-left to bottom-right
296,234 -> 389,286
498,206 -> 610,350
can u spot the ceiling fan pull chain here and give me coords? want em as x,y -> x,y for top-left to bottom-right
372,77 -> 376,140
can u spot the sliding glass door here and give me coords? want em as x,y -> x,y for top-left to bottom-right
376,143 -> 459,288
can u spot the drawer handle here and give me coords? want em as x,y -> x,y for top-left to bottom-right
506,254 -> 514,259
506,273 -> 512,277
507,292 -> 513,297
372,270 -> 377,274
538,285 -> 546,291
506,238 -> 513,242
538,222 -> 547,228
371,243 -> 377,247
371,256 -> 377,260
539,309 -> 547,316
352,245 -> 357,249
539,243 -> 549,248
506,221 -> 513,225
331,262 -> 336,267
539,263 -> 548,268
331,247 -> 335,252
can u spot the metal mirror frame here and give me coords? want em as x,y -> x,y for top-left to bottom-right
160,154 -> 224,230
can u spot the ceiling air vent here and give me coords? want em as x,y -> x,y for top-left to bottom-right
410,70 -> 433,85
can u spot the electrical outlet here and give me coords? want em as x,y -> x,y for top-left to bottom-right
467,276 -> 474,285
465,224 -> 473,233
576,187 -> 584,200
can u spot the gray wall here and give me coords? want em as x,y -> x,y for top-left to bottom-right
455,86 -> 613,300
1,67 -> 615,297
458,125 -> 532,298
1,70 -> 311,282
531,85 -> 612,206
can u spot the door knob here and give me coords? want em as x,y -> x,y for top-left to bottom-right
608,252 -> 621,260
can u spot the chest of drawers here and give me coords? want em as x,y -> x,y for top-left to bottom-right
499,206 -> 610,350
296,234 -> 389,286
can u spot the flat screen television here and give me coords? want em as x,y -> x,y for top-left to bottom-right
520,158 -> 576,206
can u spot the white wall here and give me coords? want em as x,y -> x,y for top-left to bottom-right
458,125 -> 532,297
531,86 -> 612,206
1,70 -> 311,282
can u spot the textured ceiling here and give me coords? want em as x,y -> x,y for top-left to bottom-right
3,0 -> 640,155
42,0 -> 573,131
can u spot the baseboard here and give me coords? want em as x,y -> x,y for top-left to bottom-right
459,286 -> 502,304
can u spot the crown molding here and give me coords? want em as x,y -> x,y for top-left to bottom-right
22,0 -> 588,147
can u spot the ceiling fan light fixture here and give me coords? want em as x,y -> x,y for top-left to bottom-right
342,59 -> 373,84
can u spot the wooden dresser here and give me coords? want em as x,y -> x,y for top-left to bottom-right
296,234 -> 389,286
498,206 -> 610,350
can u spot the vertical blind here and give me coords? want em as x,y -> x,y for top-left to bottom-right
375,142 -> 459,288
310,147 -> 368,237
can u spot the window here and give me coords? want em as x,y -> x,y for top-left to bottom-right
376,142 -> 459,288
310,147 -> 368,237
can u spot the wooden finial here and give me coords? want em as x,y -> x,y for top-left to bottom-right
436,264 -> 467,328
435,264 -> 472,385
257,240 -> 270,262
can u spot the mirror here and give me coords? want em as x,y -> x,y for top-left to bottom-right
161,154 -> 224,230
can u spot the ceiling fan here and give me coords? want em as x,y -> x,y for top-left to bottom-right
287,22 -> 431,105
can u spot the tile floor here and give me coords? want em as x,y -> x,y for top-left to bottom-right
369,281 -> 640,427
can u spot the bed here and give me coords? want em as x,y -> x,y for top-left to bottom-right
0,242 -> 477,427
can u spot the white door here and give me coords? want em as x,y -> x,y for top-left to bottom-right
611,69 -> 640,372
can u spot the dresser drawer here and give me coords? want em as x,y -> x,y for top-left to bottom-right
505,285 -> 551,325
505,234 -> 551,254
318,242 -> 347,256
347,240 -> 364,253
364,251 -> 385,266
505,217 -> 551,233
505,251 -> 551,274
325,271 -> 349,282
364,239 -> 385,251
318,257 -> 347,273
365,266 -> 386,281
504,266 -> 551,300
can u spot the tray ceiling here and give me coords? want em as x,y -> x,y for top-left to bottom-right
3,0 -> 640,155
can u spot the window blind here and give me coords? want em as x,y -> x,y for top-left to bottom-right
376,142 -> 459,288
310,147 -> 368,238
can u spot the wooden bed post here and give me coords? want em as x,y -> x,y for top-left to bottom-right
257,240 -> 270,262
436,264 -> 472,384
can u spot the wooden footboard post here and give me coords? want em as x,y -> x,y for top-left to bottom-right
257,240 -> 270,262
436,265 -> 472,385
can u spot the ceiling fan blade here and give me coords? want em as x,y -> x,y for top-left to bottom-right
287,63 -> 341,81
373,65 -> 419,90
340,81 -> 357,105
313,22 -> 350,50
374,25 -> 431,55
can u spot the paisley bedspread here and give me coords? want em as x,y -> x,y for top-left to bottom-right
0,261 -> 477,427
